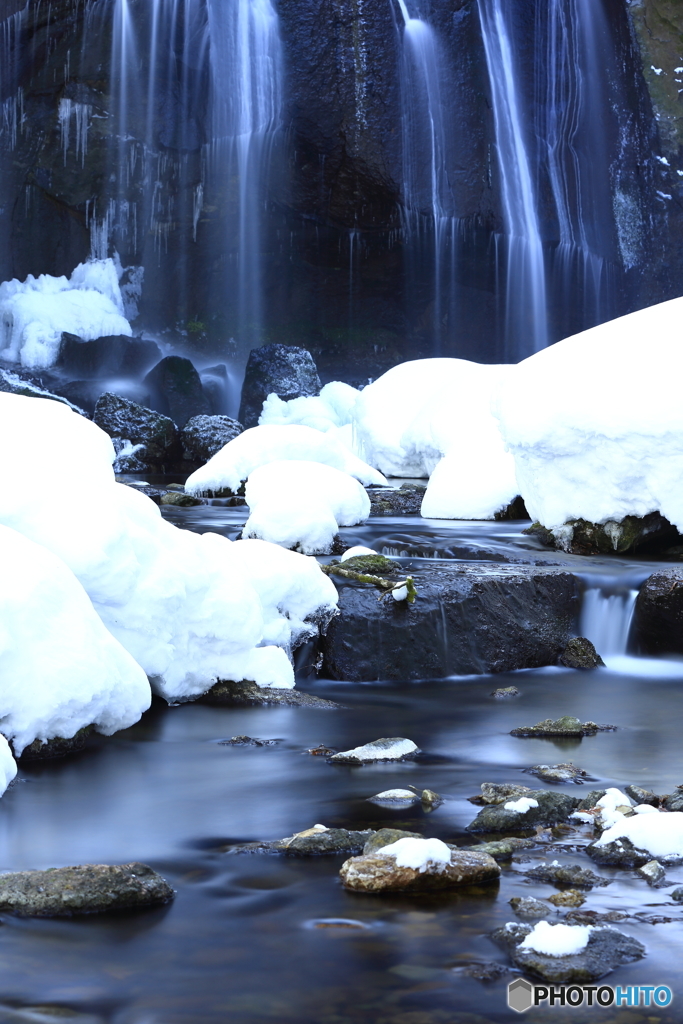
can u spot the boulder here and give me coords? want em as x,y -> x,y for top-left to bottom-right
321,565 -> 579,681
637,860 -> 666,885
363,829 -> 425,854
586,836 -> 651,868
340,846 -> 500,893
180,414 -> 243,463
560,637 -> 604,669
143,356 -> 210,427
466,791 -> 579,832
634,569 -> 683,656
238,344 -> 321,428
493,921 -> 645,983
524,863 -> 610,889
93,392 -> 179,469
510,717 -> 614,738
0,863 -> 173,916
235,824 -> 374,856
58,333 -> 161,378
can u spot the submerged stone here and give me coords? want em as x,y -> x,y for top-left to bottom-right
0,863 -> 173,917
525,763 -> 589,784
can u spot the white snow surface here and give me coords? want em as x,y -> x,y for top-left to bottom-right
369,789 -> 419,803
0,523 -> 150,754
377,837 -> 452,873
341,546 -> 378,561
331,737 -> 418,762
595,810 -> 683,860
519,921 -> 592,957
243,460 -> 371,555
0,736 -> 16,798
259,381 -> 360,433
595,788 -> 633,830
185,423 -> 386,495
0,394 -> 340,699
0,259 -> 131,369
504,798 -> 539,813
495,297 -> 683,533
353,359 -> 518,519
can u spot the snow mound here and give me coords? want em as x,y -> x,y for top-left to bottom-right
0,523 -> 150,755
353,358 -> 518,518
243,460 -> 370,555
519,921 -> 592,957
504,798 -> 539,813
595,788 -> 633,830
596,810 -> 683,860
377,837 -> 452,873
495,297 -> 683,532
185,423 -> 386,495
340,545 -> 378,560
330,737 -> 419,763
0,737 -> 16,798
0,394 -> 338,699
0,259 -> 131,369
259,381 -> 360,433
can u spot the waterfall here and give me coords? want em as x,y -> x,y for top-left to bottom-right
396,0 -> 458,353
0,2 -> 27,280
580,584 -> 638,659
207,0 -> 283,347
478,0 -> 547,358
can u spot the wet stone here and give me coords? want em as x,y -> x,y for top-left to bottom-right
17,727 -> 94,761
340,847 -> 500,893
625,784 -> 659,807
363,829 -> 425,855
511,716 -> 615,737
491,686 -> 520,698
559,637 -> 605,669
663,785 -> 683,812
0,863 -> 174,917
329,737 -> 419,764
637,860 -> 666,886
159,491 -> 204,507
471,782 -> 534,806
586,836 -> 652,867
466,791 -> 579,832
492,921 -> 645,983
220,736 -> 279,747
524,863 -> 611,889
670,887 -> 683,902
576,789 -> 608,811
235,825 -> 374,856
471,838 -> 535,861
457,961 -> 512,982
524,762 -> 589,784
197,680 -> 341,709
547,889 -> 586,908
508,896 -> 554,919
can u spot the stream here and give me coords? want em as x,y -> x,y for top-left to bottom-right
1,510 -> 682,1024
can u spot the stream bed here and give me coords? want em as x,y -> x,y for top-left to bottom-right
1,512 -> 682,1024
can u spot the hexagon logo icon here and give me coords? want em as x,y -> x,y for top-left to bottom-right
508,977 -> 534,1013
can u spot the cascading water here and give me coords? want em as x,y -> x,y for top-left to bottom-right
580,582 -> 639,660
0,2 -> 27,280
477,0 -> 548,359
206,0 -> 283,347
396,0 -> 458,353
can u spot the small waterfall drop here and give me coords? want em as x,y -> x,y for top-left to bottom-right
396,0 -> 458,353
580,584 -> 638,659
478,0 -> 547,358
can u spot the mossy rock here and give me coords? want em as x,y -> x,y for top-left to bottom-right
337,555 -> 401,575
17,726 -> 95,761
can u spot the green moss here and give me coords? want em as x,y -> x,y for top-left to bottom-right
338,554 -> 401,575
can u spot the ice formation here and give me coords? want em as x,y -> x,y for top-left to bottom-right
243,459 -> 371,554
0,259 -> 131,369
0,523 -> 150,754
0,394 -> 338,699
185,423 -> 386,495
495,296 -> 683,533
377,837 -> 452,872
519,921 -> 592,957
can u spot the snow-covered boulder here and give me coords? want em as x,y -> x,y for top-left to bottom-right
495,297 -> 683,539
259,381 -> 360,433
243,460 -> 370,555
185,423 -> 386,495
239,343 -> 321,428
0,523 -> 150,756
0,393 -> 338,699
0,259 -> 131,369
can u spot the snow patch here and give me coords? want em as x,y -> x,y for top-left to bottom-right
596,810 -> 683,860
504,797 -> 539,813
519,921 -> 592,957
377,837 -> 452,873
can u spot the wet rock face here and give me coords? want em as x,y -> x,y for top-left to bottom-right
586,836 -> 651,868
466,791 -> 579,832
560,637 -> 604,670
143,356 -> 211,429
93,392 -> 179,469
238,344 -> 321,429
320,565 -> 579,682
524,863 -> 610,890
180,414 -> 243,463
197,679 -> 341,709
493,921 -> 645,984
0,863 -> 174,916
58,334 -> 161,379
526,513 -> 680,556
634,569 -> 683,656
339,847 -> 500,893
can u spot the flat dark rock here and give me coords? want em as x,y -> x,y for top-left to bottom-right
234,827 -> 374,856
0,863 -> 173,917
511,716 -> 615,738
198,679 -> 341,708
321,564 -> 579,681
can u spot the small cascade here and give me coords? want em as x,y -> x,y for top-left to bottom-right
207,0 -> 283,347
396,0 -> 459,354
478,0 -> 547,358
580,583 -> 639,659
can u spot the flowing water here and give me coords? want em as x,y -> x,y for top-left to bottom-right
1,511 -> 682,1023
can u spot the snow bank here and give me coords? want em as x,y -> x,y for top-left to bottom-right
495,296 -> 683,533
185,423 -> 386,495
352,359 -> 518,519
259,381 -> 359,433
595,810 -> 683,860
0,737 -> 17,798
0,394 -> 339,699
0,523 -> 150,755
377,837 -> 452,873
243,460 -> 370,555
0,259 -> 131,369
519,921 -> 592,957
